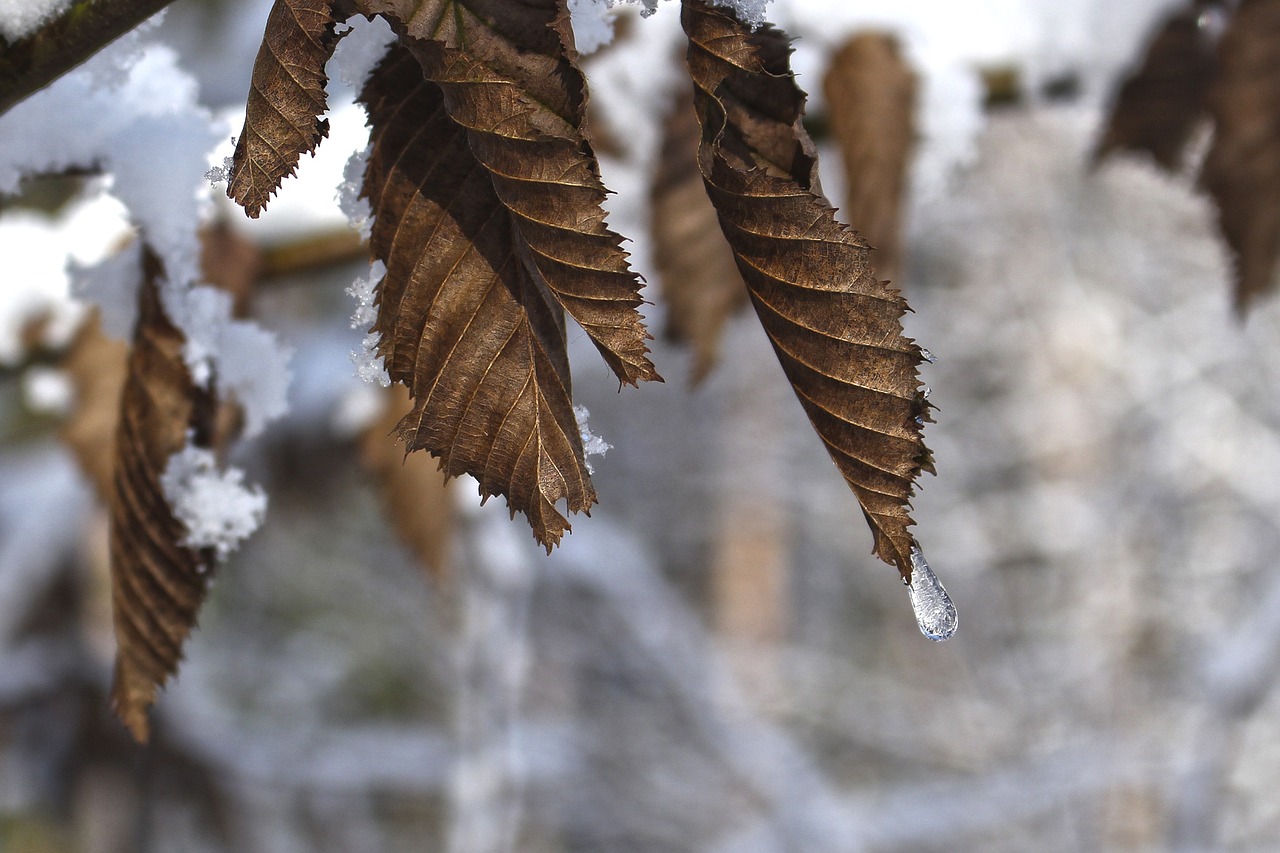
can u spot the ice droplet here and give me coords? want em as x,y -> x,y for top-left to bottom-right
906,545 -> 957,641
919,347 -> 937,364
1197,8 -> 1227,42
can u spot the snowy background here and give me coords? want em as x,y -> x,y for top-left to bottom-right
3,0 -> 1280,850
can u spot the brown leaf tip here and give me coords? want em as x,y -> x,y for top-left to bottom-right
228,0 -> 346,218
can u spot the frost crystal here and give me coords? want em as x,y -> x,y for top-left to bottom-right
205,149 -> 235,188
353,333 -> 391,387
574,405 -> 611,474
160,444 -> 267,561
347,259 -> 384,330
347,261 -> 390,386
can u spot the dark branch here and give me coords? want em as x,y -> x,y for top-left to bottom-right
0,0 -> 180,118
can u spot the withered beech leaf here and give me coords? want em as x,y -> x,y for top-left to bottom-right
681,0 -> 933,581
360,384 -> 456,578
356,0 -> 658,386
62,312 -> 129,501
651,87 -> 749,385
110,249 -> 216,742
360,43 -> 594,551
823,33 -> 917,287
1202,0 -> 1280,310
1095,4 -> 1216,171
229,0 -> 344,218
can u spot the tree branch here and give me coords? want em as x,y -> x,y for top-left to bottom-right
0,0 -> 179,118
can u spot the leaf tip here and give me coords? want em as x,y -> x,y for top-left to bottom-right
110,659 -> 156,744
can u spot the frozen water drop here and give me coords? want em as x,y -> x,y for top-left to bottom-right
1197,8 -> 1227,41
919,347 -> 937,364
906,545 -> 957,641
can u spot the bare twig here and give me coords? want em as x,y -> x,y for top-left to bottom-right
0,0 -> 179,118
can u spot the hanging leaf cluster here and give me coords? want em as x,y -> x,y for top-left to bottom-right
80,0 -> 936,741
225,0 -> 931,563
1098,0 -> 1280,310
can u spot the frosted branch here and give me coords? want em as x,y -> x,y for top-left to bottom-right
0,0 -> 178,117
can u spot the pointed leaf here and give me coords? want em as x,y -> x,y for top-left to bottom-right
110,249 -> 216,742
360,43 -> 595,550
650,88 -> 749,384
357,0 -> 658,385
822,32 -> 917,287
1096,5 -> 1216,170
681,0 -> 933,580
1202,0 -> 1280,309
229,0 -> 343,218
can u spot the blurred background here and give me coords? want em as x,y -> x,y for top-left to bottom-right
5,0 -> 1280,850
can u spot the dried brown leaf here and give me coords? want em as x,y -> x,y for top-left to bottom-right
229,0 -> 343,218
359,43 -> 595,550
650,88 -> 749,384
356,0 -> 657,385
61,313 -> 129,501
1096,5 -> 1216,170
681,0 -> 932,580
1202,0 -> 1280,309
360,384 -> 456,577
822,33 -> 917,286
199,222 -> 263,317
109,250 -> 216,742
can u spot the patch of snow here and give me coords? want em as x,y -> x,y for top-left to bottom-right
570,0 -> 616,54
20,366 -> 73,415
329,15 -> 396,92
706,0 -> 770,27
156,282 -> 291,438
212,319 -> 292,439
69,236 -> 143,340
160,443 -> 267,561
337,144 -> 372,240
0,193 -> 129,363
0,0 -> 72,42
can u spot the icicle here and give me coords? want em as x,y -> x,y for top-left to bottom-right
919,347 -> 937,364
905,544 -> 957,641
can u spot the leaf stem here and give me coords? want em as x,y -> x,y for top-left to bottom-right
0,0 -> 179,118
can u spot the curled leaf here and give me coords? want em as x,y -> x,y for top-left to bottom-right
360,43 -> 595,550
1202,0 -> 1280,309
681,0 -> 932,580
822,32 -> 917,286
361,0 -> 658,385
109,249 -> 216,742
229,0 -> 344,218
650,87 -> 749,384
1096,5 -> 1216,170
